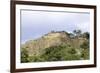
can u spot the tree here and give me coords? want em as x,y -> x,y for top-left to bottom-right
51,30 -> 55,33
83,32 -> 89,39
68,33 -> 74,38
73,29 -> 82,37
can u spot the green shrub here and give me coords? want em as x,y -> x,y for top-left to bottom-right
64,54 -> 80,60
21,48 -> 29,63
68,48 -> 76,54
81,49 -> 89,59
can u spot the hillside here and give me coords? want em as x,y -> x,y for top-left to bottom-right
21,31 -> 89,63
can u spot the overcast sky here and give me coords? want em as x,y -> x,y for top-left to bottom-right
21,10 -> 90,43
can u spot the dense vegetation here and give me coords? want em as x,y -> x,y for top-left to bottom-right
21,30 -> 90,63
21,48 -> 29,63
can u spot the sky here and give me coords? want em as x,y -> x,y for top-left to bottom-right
21,10 -> 90,44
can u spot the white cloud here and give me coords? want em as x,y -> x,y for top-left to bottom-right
75,22 -> 90,32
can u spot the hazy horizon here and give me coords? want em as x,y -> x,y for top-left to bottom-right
21,10 -> 90,44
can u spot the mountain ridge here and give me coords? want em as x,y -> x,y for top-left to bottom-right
21,31 -> 86,56
21,31 -> 72,56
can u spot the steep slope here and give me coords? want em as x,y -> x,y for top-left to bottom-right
21,31 -> 89,62
21,31 -> 71,56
